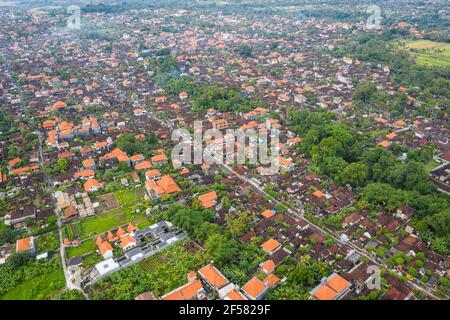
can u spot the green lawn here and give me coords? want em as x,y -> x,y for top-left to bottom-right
63,223 -> 82,241
75,208 -> 146,239
81,252 -> 103,269
136,219 -> 152,229
425,159 -> 441,172
115,189 -> 141,207
65,224 -> 75,240
65,187 -> 147,241
66,239 -> 96,258
405,40 -> 450,68
35,232 -> 60,253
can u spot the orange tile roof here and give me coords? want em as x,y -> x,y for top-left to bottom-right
94,141 -> 110,149
82,158 -> 95,167
145,169 -> 161,179
393,119 -> 406,127
47,130 -> 57,145
11,165 -> 39,175
311,273 -> 350,300
225,289 -> 247,300
107,231 -> 119,242
313,190 -> 325,198
158,175 -> 181,194
84,178 -> 101,192
146,179 -> 163,195
198,191 -> 218,208
96,236 -> 104,246
162,279 -> 204,300
116,227 -> 126,237
151,154 -> 168,162
242,277 -> 267,299
313,283 -> 338,300
120,235 -> 137,248
135,134 -> 145,140
135,161 -> 152,170
98,241 -> 113,255
264,273 -> 281,288
262,210 -> 275,219
127,223 -> 137,233
58,151 -> 74,159
16,237 -> 33,252
260,259 -> 276,273
261,238 -> 281,254
75,169 -> 95,178
52,101 -> 67,109
8,157 -> 21,168
117,155 -> 130,162
254,107 -> 268,114
130,154 -> 144,162
287,137 -> 302,144
59,121 -> 73,131
376,117 -> 388,124
277,157 -> 294,167
385,132 -> 398,140
198,263 -> 229,289
103,148 -> 127,160
326,274 -> 350,293
43,119 -> 56,129
378,140 -> 391,148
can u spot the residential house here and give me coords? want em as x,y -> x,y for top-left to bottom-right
241,277 -> 268,300
198,191 -> 218,209
151,154 -> 168,166
84,178 -> 101,193
198,263 -> 230,292
16,237 -> 35,254
120,235 -> 137,251
145,175 -> 181,199
96,237 -> 113,259
261,238 -> 281,255
161,272 -> 206,300
309,273 -> 351,300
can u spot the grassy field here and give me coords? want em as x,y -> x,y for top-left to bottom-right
66,239 -> 96,258
405,40 -> 450,68
35,232 -> 60,253
66,187 -> 147,240
136,218 -> 154,229
425,159 -> 441,172
75,208 -> 146,239
81,252 -> 103,268
115,189 -> 141,207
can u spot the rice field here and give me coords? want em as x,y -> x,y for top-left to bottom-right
405,40 -> 450,68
